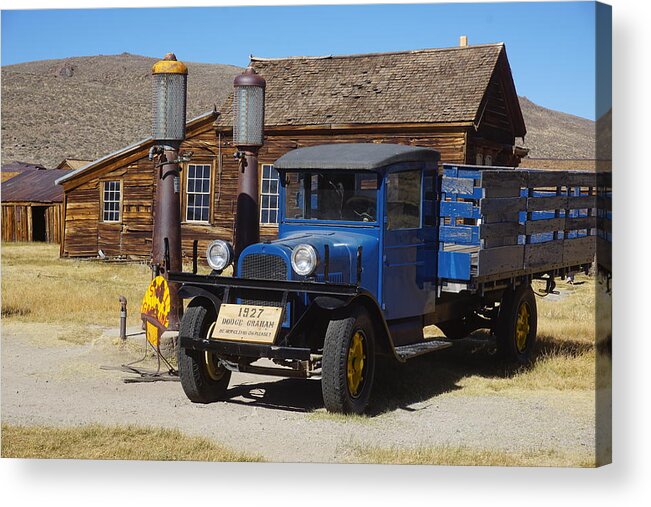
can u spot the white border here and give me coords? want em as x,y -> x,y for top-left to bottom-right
2,1 -> 648,506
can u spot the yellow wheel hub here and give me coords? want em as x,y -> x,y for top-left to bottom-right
203,321 -> 224,381
205,352 -> 225,381
515,302 -> 531,353
347,331 -> 366,397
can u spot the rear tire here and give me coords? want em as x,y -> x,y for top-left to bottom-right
178,301 -> 231,403
321,306 -> 376,414
496,284 -> 538,365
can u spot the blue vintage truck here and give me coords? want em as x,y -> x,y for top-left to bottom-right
170,143 -> 596,414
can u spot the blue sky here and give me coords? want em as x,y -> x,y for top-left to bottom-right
1,2 -> 610,120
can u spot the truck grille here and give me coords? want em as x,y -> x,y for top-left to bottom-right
240,253 -> 288,281
239,254 -> 288,309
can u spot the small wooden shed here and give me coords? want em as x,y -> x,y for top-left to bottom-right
1,161 -> 47,183
1,169 -> 70,243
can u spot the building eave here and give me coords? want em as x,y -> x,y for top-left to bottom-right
56,110 -> 219,187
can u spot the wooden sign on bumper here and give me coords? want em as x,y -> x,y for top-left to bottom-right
211,304 -> 283,344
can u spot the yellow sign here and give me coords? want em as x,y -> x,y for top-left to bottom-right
140,276 -> 171,348
211,304 -> 283,344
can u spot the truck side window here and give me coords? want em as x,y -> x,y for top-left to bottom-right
423,170 -> 436,227
386,170 -> 422,230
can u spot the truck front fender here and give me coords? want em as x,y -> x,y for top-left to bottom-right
178,285 -> 222,315
328,292 -> 403,362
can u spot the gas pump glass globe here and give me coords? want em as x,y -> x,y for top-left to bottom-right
234,86 -> 264,146
233,67 -> 266,147
151,58 -> 187,141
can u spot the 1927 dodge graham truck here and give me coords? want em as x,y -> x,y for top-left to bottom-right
169,143 -> 596,414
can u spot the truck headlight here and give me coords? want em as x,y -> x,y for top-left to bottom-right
291,244 -> 318,276
206,240 -> 233,271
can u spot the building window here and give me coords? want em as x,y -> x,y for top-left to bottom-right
186,164 -> 211,222
485,154 -> 493,166
476,152 -> 484,165
102,180 -> 121,222
260,164 -> 279,224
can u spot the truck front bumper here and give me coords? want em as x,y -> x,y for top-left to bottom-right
180,335 -> 319,379
168,271 -> 360,297
179,334 -> 311,362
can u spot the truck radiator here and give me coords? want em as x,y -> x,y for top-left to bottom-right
240,253 -> 288,281
239,253 -> 288,308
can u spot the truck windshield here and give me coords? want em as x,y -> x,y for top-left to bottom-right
285,171 -> 378,222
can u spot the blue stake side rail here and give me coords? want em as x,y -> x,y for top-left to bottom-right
438,164 -> 597,292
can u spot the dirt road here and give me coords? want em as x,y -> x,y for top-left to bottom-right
1,322 -> 595,463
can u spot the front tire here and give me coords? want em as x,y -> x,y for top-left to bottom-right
496,284 -> 538,365
177,301 -> 231,403
321,306 -> 376,414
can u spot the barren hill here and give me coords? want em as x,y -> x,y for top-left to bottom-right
1,53 -> 241,167
518,96 -> 596,159
1,53 -> 595,167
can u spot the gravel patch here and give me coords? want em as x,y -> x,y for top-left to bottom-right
1,323 -> 595,463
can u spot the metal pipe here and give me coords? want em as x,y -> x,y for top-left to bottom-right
119,296 -> 128,341
151,145 -> 183,330
234,149 -> 260,259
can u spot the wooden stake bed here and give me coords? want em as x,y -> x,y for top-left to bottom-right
438,164 -> 601,291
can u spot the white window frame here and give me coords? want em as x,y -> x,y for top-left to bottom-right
185,163 -> 212,223
260,164 -> 280,225
101,180 -> 121,223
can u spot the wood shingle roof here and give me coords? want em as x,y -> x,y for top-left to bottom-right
217,43 -> 524,134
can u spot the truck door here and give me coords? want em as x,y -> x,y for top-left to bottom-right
382,167 -> 438,321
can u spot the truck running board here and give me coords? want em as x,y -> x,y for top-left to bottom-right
394,340 -> 452,361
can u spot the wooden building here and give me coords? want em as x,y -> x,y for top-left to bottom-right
2,168 -> 70,243
1,161 -> 47,183
57,158 -> 93,171
57,42 -> 527,259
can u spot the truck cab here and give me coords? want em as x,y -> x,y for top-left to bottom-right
240,144 -> 439,330
171,143 -> 595,414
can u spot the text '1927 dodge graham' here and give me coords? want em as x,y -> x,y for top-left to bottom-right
170,143 -> 596,414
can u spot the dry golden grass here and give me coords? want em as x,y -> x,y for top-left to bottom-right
455,276 -> 597,395
370,275 -> 600,410
1,424 -> 263,462
307,411 -> 375,424
447,275 -> 597,394
1,243 -> 151,329
1,242 -> 213,332
352,444 -> 594,467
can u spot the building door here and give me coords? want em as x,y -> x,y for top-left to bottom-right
31,206 -> 47,242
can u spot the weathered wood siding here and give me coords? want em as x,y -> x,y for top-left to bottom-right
62,125 -> 470,258
1,203 -> 63,243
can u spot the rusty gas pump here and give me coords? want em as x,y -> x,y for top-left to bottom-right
233,66 -> 266,259
149,53 -> 188,331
